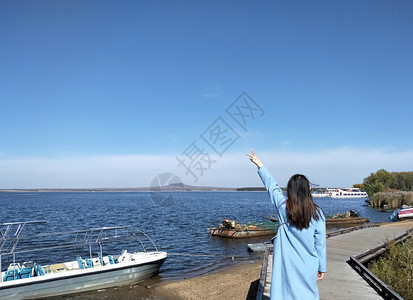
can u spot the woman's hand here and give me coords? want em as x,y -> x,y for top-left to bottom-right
317,271 -> 324,282
246,149 -> 263,168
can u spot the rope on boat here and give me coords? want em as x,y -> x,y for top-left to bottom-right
166,252 -> 250,260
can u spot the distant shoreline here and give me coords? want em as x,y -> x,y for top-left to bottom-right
0,187 -> 267,193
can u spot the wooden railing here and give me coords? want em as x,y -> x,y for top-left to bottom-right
326,223 -> 381,238
349,228 -> 413,300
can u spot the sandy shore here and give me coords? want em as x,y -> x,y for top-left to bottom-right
154,220 -> 413,300
154,261 -> 262,300
379,219 -> 413,229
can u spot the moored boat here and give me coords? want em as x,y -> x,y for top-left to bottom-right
208,219 -> 278,238
324,217 -> 368,227
268,210 -> 368,228
327,188 -> 368,198
247,242 -> 272,252
397,206 -> 413,220
0,221 -> 167,300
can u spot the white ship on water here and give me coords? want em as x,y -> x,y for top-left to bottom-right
311,188 -> 368,198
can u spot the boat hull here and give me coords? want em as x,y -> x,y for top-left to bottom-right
329,194 -> 368,198
398,208 -> 413,220
326,217 -> 368,227
0,252 -> 167,300
327,188 -> 368,198
247,242 -> 272,252
268,216 -> 368,228
210,228 -> 276,238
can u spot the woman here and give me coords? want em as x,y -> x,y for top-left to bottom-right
246,150 -> 326,300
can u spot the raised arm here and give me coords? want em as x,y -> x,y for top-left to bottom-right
246,150 -> 285,213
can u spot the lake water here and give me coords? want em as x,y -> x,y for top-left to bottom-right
0,191 -> 392,299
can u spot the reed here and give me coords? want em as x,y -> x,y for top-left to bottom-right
370,236 -> 413,300
369,191 -> 413,209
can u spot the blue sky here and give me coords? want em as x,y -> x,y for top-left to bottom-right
1,1 -> 412,188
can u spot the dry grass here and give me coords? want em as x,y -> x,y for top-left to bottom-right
370,236 -> 413,300
369,191 -> 413,209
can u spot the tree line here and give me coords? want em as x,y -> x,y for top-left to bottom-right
362,169 -> 413,196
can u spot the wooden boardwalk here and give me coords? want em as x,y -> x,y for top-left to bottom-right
257,224 -> 411,300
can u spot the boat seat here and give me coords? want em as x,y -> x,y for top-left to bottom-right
98,252 -> 105,266
108,255 -> 115,264
34,263 -> 45,276
86,258 -> 94,268
3,269 -> 20,281
7,263 -> 21,271
21,261 -> 34,278
76,256 -> 86,269
108,255 -> 118,264
20,267 -> 33,279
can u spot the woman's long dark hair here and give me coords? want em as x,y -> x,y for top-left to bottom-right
286,174 -> 322,230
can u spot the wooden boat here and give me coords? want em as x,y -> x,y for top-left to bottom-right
325,210 -> 369,227
268,210 -> 368,228
208,219 -> 278,238
325,216 -> 369,227
0,221 -> 167,300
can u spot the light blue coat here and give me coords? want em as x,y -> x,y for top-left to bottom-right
258,166 -> 326,300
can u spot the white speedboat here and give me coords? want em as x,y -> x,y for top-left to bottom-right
327,188 -> 368,198
398,206 -> 413,220
0,221 -> 167,300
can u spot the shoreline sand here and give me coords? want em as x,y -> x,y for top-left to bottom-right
154,261 -> 262,300
153,220 -> 413,300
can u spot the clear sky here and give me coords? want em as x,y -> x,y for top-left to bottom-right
1,0 -> 412,189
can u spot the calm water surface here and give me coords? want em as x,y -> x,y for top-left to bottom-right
0,191 -> 391,299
